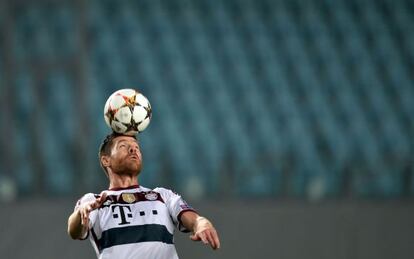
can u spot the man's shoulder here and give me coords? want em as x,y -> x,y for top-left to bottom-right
152,186 -> 174,194
75,193 -> 98,207
80,192 -> 98,200
151,187 -> 183,201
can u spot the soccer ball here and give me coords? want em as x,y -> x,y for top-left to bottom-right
104,89 -> 152,135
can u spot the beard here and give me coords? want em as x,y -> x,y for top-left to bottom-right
112,157 -> 142,176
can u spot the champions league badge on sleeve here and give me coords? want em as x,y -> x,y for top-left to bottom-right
179,201 -> 193,210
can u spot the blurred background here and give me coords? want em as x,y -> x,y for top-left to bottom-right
0,0 -> 413,258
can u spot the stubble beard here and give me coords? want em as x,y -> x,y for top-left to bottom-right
114,159 -> 142,176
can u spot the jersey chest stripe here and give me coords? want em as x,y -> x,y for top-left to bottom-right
98,224 -> 174,251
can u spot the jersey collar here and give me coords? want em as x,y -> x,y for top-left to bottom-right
108,185 -> 140,191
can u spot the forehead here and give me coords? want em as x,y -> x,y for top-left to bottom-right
113,136 -> 138,145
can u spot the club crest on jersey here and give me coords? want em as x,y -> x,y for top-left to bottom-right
145,192 -> 158,201
121,193 -> 136,203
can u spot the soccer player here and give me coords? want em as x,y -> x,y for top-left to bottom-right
67,133 -> 220,259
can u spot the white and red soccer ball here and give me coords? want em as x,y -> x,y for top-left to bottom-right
104,89 -> 152,135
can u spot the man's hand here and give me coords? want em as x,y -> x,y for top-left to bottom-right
190,216 -> 221,250
78,192 -> 107,228
67,192 -> 107,239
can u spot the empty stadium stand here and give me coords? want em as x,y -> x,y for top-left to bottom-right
0,0 -> 413,199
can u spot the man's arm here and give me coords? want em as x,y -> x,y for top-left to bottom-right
67,192 -> 107,240
67,209 -> 88,239
180,211 -> 221,250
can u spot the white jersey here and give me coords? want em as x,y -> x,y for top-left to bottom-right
74,185 -> 196,259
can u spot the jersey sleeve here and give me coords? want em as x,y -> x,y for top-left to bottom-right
155,188 -> 197,232
74,193 -> 99,239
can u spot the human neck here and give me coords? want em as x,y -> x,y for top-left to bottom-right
108,174 -> 139,190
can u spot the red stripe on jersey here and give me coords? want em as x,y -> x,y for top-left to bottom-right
101,191 -> 165,207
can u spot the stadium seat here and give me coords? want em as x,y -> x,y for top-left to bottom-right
5,0 -> 414,199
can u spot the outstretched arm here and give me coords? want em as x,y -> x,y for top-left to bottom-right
180,211 -> 221,250
67,192 -> 107,239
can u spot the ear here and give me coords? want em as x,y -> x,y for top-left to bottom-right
101,155 -> 111,168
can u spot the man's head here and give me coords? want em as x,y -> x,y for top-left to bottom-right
99,132 -> 142,177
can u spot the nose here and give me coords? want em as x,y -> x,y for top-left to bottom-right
129,145 -> 139,154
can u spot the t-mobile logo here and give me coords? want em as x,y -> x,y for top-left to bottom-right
111,205 -> 133,225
